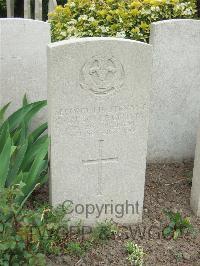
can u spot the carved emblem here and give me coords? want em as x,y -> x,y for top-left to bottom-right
80,55 -> 125,95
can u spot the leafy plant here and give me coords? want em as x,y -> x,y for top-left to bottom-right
174,251 -> 183,262
163,210 -> 193,239
92,220 -> 118,242
0,97 -> 49,204
0,184 -> 46,265
125,241 -> 144,266
0,0 -> 6,17
49,0 -> 197,43
67,241 -> 85,257
0,184 -> 69,265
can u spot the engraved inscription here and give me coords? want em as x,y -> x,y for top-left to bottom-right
80,55 -> 125,95
82,140 -> 118,195
56,104 -> 146,137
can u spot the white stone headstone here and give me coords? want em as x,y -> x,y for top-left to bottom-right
35,0 -> 43,20
48,38 -> 151,225
24,0 -> 31,19
191,124 -> 200,216
0,18 -> 50,123
48,0 -> 57,13
6,0 -> 14,17
148,19 -> 200,162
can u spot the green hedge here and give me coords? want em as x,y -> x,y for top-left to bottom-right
0,0 -> 6,17
49,0 -> 197,42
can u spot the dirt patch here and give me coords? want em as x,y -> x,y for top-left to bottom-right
32,162 -> 200,265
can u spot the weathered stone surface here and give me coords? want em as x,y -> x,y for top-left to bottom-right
48,0 -> 57,14
35,0 -> 43,20
191,124 -> 200,216
48,37 -> 151,225
6,0 -> 14,17
148,19 -> 200,161
24,0 -> 31,19
0,18 -> 50,123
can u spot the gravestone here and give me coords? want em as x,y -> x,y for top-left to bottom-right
48,37 -> 152,225
148,19 -> 200,161
35,0 -> 43,20
48,0 -> 57,13
191,124 -> 200,216
0,18 -> 50,123
6,0 -> 14,17
24,0 -> 31,19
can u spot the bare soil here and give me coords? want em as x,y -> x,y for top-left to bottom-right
33,162 -> 200,266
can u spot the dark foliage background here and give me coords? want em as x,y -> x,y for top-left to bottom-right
197,0 -> 200,16
0,0 -> 6,17
0,0 -> 67,19
0,0 -> 199,19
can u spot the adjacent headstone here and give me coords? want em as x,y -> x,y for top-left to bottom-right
35,0 -> 43,20
0,18 -> 50,124
48,0 -> 57,13
148,19 -> 200,161
6,0 -> 54,20
48,38 -> 152,225
24,0 -> 31,19
6,0 -> 14,17
191,124 -> 200,216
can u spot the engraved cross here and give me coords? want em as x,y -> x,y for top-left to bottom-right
82,140 -> 118,195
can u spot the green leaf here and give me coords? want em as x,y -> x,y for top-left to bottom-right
0,132 -> 12,187
22,137 -> 49,196
18,121 -> 27,145
6,141 -> 28,187
11,146 -> 17,156
0,101 -> 47,134
40,171 -> 49,185
174,212 -> 181,223
182,217 -> 191,227
23,101 -> 47,127
0,99 -> 49,206
28,122 -> 48,144
17,183 -> 40,208
0,122 -> 10,154
173,229 -> 181,240
0,223 -> 4,232
163,227 -> 172,238
169,222 -> 175,229
0,103 -> 10,125
12,128 -> 22,145
23,94 -> 28,106
14,172 -> 28,188
21,135 -> 48,171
